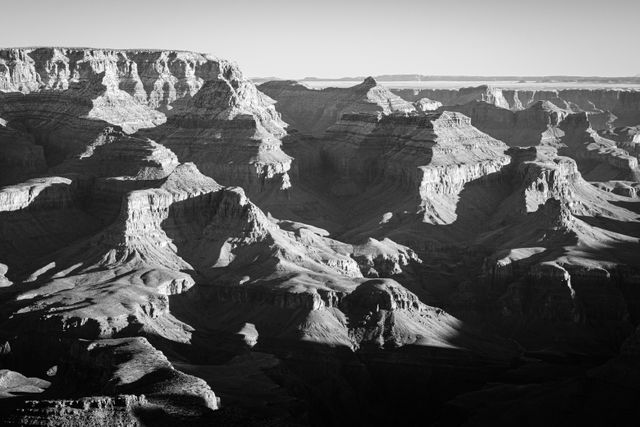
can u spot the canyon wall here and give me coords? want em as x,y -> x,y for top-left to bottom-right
0,48 -> 291,195
392,85 -> 640,129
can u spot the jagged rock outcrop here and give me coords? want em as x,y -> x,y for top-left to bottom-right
351,237 -> 422,277
140,73 -> 291,195
413,97 -> 442,112
0,48 -> 218,110
0,48 -> 292,196
259,77 -> 415,136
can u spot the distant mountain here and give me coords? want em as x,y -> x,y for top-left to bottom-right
257,75 -> 640,84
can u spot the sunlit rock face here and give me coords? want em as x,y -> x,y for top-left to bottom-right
558,112 -> 639,181
393,85 -> 511,109
320,110 -> 510,224
440,100 -> 568,147
0,48 -> 291,195
259,77 -> 415,136
393,85 -> 640,130
422,98 -> 640,183
0,48 -> 639,426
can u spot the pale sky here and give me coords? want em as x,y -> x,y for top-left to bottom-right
2,0 -> 638,78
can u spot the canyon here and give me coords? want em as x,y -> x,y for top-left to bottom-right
0,48 -> 639,426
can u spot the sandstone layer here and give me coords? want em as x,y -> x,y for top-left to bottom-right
392,85 -> 640,129
259,77 -> 415,136
0,50 -> 639,425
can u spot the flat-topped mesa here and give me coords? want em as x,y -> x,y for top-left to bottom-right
321,110 -> 509,224
259,77 -> 415,136
560,112 -> 639,181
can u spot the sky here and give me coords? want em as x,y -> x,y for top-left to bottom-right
1,0 -> 638,79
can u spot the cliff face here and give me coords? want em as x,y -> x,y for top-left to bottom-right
1,47 -> 640,424
392,85 -> 640,130
443,100 -> 567,147
559,112 -> 639,181
436,100 -> 640,182
259,77 -> 415,137
0,119 -> 46,186
479,147 -> 640,335
0,48 -> 217,107
393,85 -> 510,109
0,48 -> 290,195
320,111 -> 509,224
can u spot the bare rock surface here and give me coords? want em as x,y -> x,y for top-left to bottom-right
433,100 -> 640,183
0,48 -> 290,197
392,85 -> 640,129
0,370 -> 49,398
0,47 -> 639,425
259,77 -> 415,136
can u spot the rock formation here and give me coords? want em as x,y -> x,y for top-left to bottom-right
319,110 -> 510,226
0,48 -> 290,196
392,85 -> 640,130
0,47 -> 639,425
259,77 -> 415,136
431,100 -> 640,183
442,100 -> 568,147
559,112 -> 639,181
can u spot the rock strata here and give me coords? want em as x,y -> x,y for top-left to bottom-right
259,77 -> 415,136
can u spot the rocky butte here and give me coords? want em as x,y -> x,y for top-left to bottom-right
0,49 -> 639,426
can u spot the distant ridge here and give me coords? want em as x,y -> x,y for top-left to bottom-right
251,74 -> 640,84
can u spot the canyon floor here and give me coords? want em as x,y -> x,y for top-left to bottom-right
0,48 -> 639,426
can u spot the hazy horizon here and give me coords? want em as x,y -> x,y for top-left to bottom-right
2,0 -> 638,79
